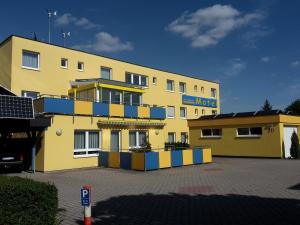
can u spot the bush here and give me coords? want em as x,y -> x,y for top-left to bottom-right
0,176 -> 58,225
290,131 -> 299,159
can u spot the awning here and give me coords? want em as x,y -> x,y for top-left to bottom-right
98,120 -> 165,128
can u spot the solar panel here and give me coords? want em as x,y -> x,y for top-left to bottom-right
0,95 -> 34,119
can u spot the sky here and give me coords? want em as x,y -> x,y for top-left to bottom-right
0,0 -> 299,113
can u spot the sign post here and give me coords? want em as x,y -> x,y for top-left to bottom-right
81,185 -> 92,225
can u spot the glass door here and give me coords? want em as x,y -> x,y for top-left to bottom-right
111,131 -> 120,152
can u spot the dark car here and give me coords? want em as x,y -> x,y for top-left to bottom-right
0,149 -> 24,173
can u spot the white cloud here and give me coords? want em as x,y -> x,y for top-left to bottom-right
224,58 -> 246,78
73,32 -> 133,53
261,56 -> 270,62
166,4 -> 265,48
290,61 -> 300,68
55,13 -> 101,29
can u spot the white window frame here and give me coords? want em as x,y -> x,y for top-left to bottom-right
101,66 -> 112,80
194,85 -> 198,92
126,72 -> 148,87
153,77 -> 157,85
21,90 -> 40,99
201,128 -> 222,138
236,127 -> 262,138
168,132 -> 176,143
77,61 -> 84,71
211,88 -> 217,99
179,82 -> 186,94
129,130 -> 148,149
180,107 -> 187,119
74,130 -> 101,158
202,109 -> 205,115
167,106 -> 175,119
181,132 -> 188,144
195,108 -> 199,116
166,79 -> 174,92
60,58 -> 68,69
201,87 -> 204,93
22,50 -> 40,71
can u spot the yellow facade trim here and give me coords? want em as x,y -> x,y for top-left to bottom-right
98,83 -> 144,93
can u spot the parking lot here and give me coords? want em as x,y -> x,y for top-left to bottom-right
15,157 -> 300,225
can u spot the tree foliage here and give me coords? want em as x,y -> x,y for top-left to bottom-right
261,99 -> 272,111
290,131 -> 299,159
286,99 -> 300,114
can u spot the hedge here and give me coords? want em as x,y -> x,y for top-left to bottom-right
0,176 -> 58,225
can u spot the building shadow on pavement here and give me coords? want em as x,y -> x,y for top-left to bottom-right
289,183 -> 300,190
76,193 -> 300,225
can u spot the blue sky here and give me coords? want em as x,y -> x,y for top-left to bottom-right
0,0 -> 299,113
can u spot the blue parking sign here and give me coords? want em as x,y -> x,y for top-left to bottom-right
81,188 -> 90,206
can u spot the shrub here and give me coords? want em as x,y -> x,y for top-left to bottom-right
290,131 -> 299,159
0,176 -> 58,225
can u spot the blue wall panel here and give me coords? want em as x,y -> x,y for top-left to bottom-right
99,152 -> 109,167
44,98 -> 74,114
171,151 -> 183,167
93,102 -> 109,116
150,107 -> 166,119
124,105 -> 138,118
120,152 -> 132,170
145,152 -> 159,171
193,148 -> 203,164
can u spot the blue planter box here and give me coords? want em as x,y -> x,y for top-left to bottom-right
120,152 -> 132,170
171,150 -> 183,167
144,152 -> 159,171
93,102 -> 109,116
124,105 -> 138,118
99,152 -> 109,167
150,107 -> 166,119
43,98 -> 74,114
193,148 -> 203,164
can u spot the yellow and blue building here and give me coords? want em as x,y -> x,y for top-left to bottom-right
0,35 -> 219,171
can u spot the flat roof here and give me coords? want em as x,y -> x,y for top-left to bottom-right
0,35 -> 219,84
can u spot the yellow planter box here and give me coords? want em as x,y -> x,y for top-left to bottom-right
109,104 -> 124,117
74,100 -> 92,115
132,153 -> 145,170
182,149 -> 193,165
138,106 -> 150,118
159,151 -> 171,168
203,148 -> 212,163
109,152 -> 120,168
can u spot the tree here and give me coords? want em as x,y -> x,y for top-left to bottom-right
286,99 -> 300,114
261,99 -> 272,111
290,131 -> 299,159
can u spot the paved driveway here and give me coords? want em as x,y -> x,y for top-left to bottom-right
17,157 -> 300,225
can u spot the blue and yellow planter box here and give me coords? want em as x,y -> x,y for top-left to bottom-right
120,152 -> 132,170
171,150 -> 183,167
109,152 -> 120,168
132,152 -> 159,171
98,151 -> 109,167
182,149 -> 193,166
203,148 -> 212,163
159,151 -> 171,168
193,148 -> 203,164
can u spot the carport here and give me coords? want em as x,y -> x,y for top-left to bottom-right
0,85 -> 50,172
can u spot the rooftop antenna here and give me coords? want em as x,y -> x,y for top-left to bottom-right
61,30 -> 71,47
46,9 -> 57,43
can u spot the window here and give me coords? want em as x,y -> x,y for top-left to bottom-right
237,127 -> 262,137
101,88 -> 123,104
202,129 -> 222,137
125,72 -> 148,87
179,82 -> 186,93
168,132 -> 176,143
211,88 -> 217,98
124,92 -> 142,106
77,62 -> 84,71
212,110 -> 217,115
167,80 -> 174,91
167,106 -> 175,118
22,50 -> 39,70
61,58 -> 68,68
74,131 -> 101,157
21,90 -> 39,99
101,67 -> 111,80
194,85 -> 198,92
201,87 -> 204,93
129,131 -> 147,148
195,108 -> 198,116
202,109 -> 205,115
153,77 -> 157,85
180,107 -> 187,118
181,132 -> 188,144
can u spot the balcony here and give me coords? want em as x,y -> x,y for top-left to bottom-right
34,97 -> 166,120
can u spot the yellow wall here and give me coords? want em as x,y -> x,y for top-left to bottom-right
189,123 -> 282,158
2,36 -> 220,144
0,39 -> 12,90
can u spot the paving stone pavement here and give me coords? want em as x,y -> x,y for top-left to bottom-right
15,157 -> 300,225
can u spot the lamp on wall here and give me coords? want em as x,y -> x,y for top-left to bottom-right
56,128 -> 63,136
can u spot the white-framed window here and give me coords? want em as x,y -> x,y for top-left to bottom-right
179,82 -> 186,93
129,131 -> 147,148
202,109 -> 205,115
22,50 -> 40,70
181,132 -> 188,144
201,86 -> 204,93
167,106 -> 175,118
102,88 -> 123,104
21,90 -> 40,99
180,107 -> 187,118
77,62 -> 84,71
202,128 -> 222,138
166,79 -> 174,91
237,127 -> 262,137
168,132 -> 176,143
194,85 -> 198,92
125,72 -> 148,87
195,108 -> 199,116
61,58 -> 68,69
153,77 -> 157,85
212,110 -> 217,115
211,88 -> 217,98
124,91 -> 142,106
74,131 -> 101,157
101,67 -> 111,80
